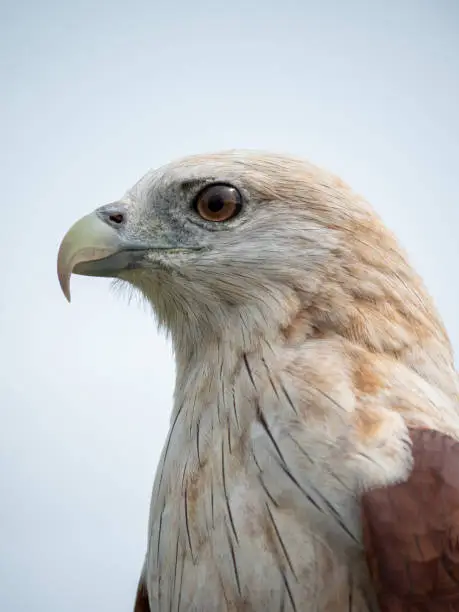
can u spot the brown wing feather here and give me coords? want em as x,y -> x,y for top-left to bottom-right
362,427 -> 459,611
133,561 -> 151,612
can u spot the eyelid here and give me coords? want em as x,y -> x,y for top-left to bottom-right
180,179 -> 211,193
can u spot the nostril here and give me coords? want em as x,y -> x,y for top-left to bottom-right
97,204 -> 127,227
108,213 -> 124,225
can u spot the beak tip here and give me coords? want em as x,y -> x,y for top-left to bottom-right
57,265 -> 72,303
60,282 -> 72,303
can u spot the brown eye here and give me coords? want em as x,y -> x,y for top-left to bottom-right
194,184 -> 242,222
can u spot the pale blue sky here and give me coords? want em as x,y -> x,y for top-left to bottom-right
2,1 -> 459,610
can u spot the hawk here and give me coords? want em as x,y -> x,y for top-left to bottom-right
57,151 -> 459,611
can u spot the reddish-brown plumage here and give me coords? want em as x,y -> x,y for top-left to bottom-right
362,428 -> 459,611
133,575 -> 150,612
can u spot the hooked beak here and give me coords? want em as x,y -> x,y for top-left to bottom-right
57,209 -> 149,302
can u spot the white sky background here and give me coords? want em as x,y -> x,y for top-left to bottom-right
2,0 -> 459,610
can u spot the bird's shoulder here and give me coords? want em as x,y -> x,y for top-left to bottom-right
362,427 -> 459,611
133,559 -> 150,612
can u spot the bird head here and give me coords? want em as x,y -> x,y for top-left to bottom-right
57,150 -> 449,365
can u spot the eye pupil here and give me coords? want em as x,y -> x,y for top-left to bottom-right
207,197 -> 225,213
194,184 -> 242,222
